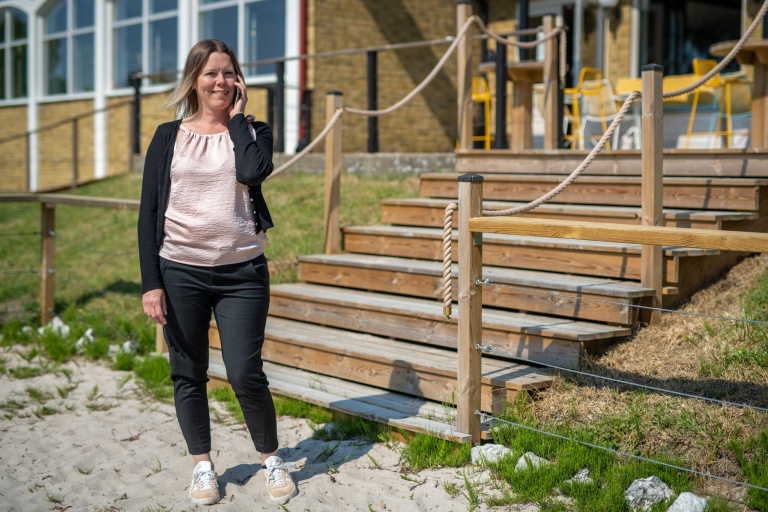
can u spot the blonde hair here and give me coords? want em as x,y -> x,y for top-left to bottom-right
164,39 -> 244,118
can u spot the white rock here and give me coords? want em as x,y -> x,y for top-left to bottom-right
624,476 -> 675,511
515,451 -> 549,472
74,328 -> 95,353
471,444 -> 513,465
108,344 -> 120,358
122,340 -> 138,353
667,492 -> 707,512
564,468 -> 593,485
21,326 -> 33,334
37,316 -> 70,338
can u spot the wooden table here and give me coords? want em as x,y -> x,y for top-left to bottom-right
480,60 -> 546,150
710,39 -> 768,148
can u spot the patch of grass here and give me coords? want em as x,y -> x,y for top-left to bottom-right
56,383 -> 78,399
399,432 -> 471,471
25,386 -> 53,403
273,394 -> 333,424
0,398 -> 26,413
729,430 -> 768,510
208,386 -> 245,424
151,457 -> 162,474
33,405 -> 59,417
133,356 -> 173,401
312,414 -> 389,444
7,365 -> 44,379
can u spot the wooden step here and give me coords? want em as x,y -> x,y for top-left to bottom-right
207,356 -> 487,442
380,198 -> 756,230
208,317 -> 553,413
270,283 -> 632,367
455,148 -> 768,177
343,225 -> 721,283
420,174 -> 768,212
297,254 -> 655,325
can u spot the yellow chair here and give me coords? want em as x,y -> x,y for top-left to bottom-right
472,76 -> 493,149
564,67 -> 603,149
685,58 -> 751,149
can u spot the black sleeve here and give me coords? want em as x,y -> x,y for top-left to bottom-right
227,113 -> 274,186
137,126 -> 168,294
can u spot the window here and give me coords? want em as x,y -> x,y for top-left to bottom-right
0,7 -> 28,99
43,0 -> 95,95
199,0 -> 285,77
112,0 -> 178,88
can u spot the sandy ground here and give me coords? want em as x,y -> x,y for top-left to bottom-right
0,353 -> 527,512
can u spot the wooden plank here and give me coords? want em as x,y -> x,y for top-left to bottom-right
40,204 -> 55,326
456,2 -> 473,151
38,194 -> 141,210
324,92 -> 343,254
457,175 -> 483,441
297,258 -> 646,325
342,226 -> 693,282
0,194 -> 38,203
380,198 -> 753,230
454,149 -> 768,177
468,217 -> 768,253
419,174 -> 765,212
542,15 -> 558,150
270,283 -> 630,341
641,64 -> 664,323
207,354 -> 474,442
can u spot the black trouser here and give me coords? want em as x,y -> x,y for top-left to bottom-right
160,254 -> 277,456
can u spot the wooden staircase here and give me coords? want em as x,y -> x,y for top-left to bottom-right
207,149 -> 768,442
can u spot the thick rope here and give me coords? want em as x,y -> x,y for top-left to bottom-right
442,203 -> 458,315
663,0 -> 768,99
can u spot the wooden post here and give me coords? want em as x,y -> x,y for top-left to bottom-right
456,1 -> 473,150
71,118 -> 78,189
156,324 -> 166,353
641,64 -> 664,323
324,91 -> 343,254
40,204 -> 55,326
457,173 -> 483,443
543,15 -> 558,150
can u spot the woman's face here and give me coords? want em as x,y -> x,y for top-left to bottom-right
194,52 -> 237,113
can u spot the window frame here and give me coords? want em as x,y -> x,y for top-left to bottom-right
110,0 -> 179,90
40,0 -> 96,97
198,0 -> 285,84
0,6 -> 29,102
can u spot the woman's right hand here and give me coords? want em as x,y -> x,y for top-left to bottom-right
142,289 -> 167,325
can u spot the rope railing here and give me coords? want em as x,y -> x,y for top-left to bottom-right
475,411 -> 768,494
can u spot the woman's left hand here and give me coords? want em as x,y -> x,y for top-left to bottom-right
230,74 -> 248,119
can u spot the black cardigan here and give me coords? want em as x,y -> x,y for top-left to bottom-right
137,113 -> 275,294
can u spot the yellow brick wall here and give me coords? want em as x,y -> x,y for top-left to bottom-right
37,100 -> 95,191
0,105 -> 28,191
606,0 -> 633,86
307,0 -> 462,152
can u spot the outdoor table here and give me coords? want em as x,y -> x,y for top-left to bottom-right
480,60 -> 544,149
709,39 -> 768,148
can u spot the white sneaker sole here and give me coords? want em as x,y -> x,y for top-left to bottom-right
269,486 -> 298,503
189,494 -> 221,505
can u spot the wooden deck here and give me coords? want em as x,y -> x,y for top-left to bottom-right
207,148 -> 768,438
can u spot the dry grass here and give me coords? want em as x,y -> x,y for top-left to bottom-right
527,254 -> 768,504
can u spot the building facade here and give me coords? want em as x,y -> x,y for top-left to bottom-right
0,0 -> 761,191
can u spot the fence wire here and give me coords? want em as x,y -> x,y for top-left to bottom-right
477,278 -> 768,328
0,270 -> 39,276
50,270 -> 142,298
50,231 -> 139,256
0,231 -> 40,237
476,344 -> 768,414
476,410 -> 768,493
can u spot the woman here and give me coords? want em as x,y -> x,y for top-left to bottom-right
137,39 -> 296,505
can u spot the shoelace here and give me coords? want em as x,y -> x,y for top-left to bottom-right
192,470 -> 217,491
267,461 -> 302,486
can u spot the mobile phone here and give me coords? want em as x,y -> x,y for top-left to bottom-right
233,80 -> 241,105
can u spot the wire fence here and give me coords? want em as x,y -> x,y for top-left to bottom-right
476,410 -> 768,494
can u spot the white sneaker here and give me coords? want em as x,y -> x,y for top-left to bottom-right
264,456 -> 299,503
188,461 -> 220,505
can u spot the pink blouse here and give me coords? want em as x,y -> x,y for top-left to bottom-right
159,124 -> 266,266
